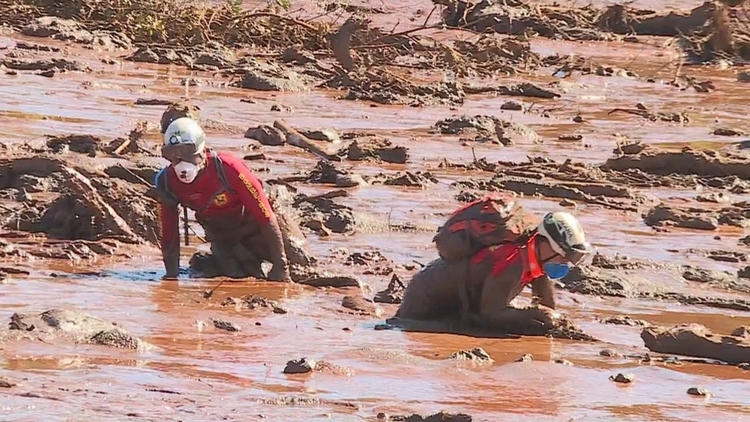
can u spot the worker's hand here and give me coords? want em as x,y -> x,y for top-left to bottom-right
267,264 -> 291,282
527,305 -> 561,328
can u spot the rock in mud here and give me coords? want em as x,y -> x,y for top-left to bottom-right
245,125 -> 287,146
516,353 -> 534,362
292,191 -> 357,234
610,373 -> 635,384
283,358 -> 317,374
306,160 -> 366,188
389,411 -> 473,422
641,324 -> 750,365
21,17 -> 131,50
45,134 -> 101,155
374,274 -> 406,304
4,309 -> 148,350
339,136 -> 409,164
598,315 -> 651,327
432,114 -> 538,145
687,387 -> 712,397
160,101 -> 201,133
448,347 -> 494,363
341,295 -> 377,316
222,295 -> 287,314
696,192 -> 732,203
211,318 -> 241,332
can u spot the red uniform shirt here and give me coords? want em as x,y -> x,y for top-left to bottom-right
156,150 -> 273,254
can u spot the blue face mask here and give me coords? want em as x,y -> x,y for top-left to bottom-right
544,262 -> 570,280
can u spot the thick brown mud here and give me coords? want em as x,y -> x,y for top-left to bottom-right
1,0 -> 750,420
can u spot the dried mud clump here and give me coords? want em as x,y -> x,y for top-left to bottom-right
433,114 -> 539,145
641,323 -> 750,365
3,309 -> 149,350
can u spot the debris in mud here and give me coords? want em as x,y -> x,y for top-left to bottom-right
448,347 -> 494,363
134,98 -> 174,106
608,104 -> 689,124
432,115 -> 539,145
4,309 -> 149,350
367,171 -> 438,188
687,387 -> 712,397
0,155 -> 160,255
339,136 -> 409,164
0,58 -> 90,74
641,324 -> 750,365
0,377 -> 16,388
298,275 -> 361,288
160,101 -> 201,133
389,411 -> 473,422
292,191 -> 357,234
345,251 -> 391,267
374,274 -> 406,304
222,295 -> 288,314
45,134 -> 101,155
341,295 -> 377,316
515,353 -> 534,362
713,128 -> 747,137
211,318 -> 241,332
258,395 -> 358,409
696,192 -> 732,203
306,160 -> 366,188
610,373 -> 635,384
597,316 -> 651,327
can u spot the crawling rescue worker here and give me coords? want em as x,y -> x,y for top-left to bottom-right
393,193 -> 593,331
153,117 -> 291,281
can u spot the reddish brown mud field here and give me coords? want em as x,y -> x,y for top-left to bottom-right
1,0 -> 750,420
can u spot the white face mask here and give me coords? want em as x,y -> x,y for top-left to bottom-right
173,161 -> 200,184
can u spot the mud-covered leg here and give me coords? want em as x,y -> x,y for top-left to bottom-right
209,239 -> 247,279
395,258 -> 464,320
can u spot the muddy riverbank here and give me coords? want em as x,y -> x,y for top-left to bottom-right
1,0 -> 749,420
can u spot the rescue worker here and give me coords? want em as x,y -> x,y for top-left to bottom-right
392,211 -> 593,331
153,117 -> 290,281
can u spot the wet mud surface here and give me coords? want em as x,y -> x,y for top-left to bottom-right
1,0 -> 750,420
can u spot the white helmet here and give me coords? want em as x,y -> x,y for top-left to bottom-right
163,117 -> 206,155
537,211 -> 593,264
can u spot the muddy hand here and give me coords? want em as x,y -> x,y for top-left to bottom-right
267,263 -> 290,282
528,305 -> 561,328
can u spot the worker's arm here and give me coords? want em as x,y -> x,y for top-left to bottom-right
154,169 -> 181,278
221,155 -> 290,281
530,276 -> 556,310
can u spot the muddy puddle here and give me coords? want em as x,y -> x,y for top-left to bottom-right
1,0 -> 750,420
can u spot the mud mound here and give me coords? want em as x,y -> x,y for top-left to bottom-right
325,70 -> 465,106
641,324 -> 750,365
386,306 -> 597,341
0,155 -> 160,252
561,261 -> 750,312
438,1 -> 719,43
452,157 -> 641,211
433,114 -> 539,145
677,2 -> 750,63
2,309 -> 149,350
604,144 -> 750,180
643,203 -> 750,230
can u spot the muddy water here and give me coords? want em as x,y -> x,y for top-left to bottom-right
2,5 -> 750,422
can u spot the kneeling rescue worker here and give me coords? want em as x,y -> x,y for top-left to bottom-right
395,194 -> 593,329
154,117 -> 290,281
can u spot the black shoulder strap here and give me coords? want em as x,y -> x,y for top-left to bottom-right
210,149 -> 236,194
155,167 -> 181,206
